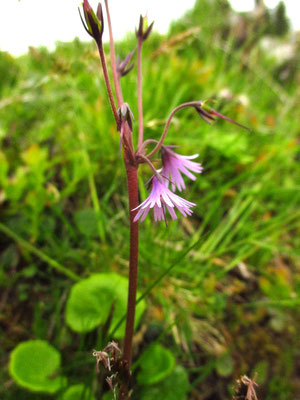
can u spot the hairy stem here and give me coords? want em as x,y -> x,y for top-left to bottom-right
97,43 -> 119,124
104,0 -> 124,105
146,101 -> 201,158
137,39 -> 144,148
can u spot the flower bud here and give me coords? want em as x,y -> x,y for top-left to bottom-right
79,0 -> 104,44
195,101 -> 249,130
118,103 -> 134,131
136,15 -> 154,41
117,51 -> 135,78
117,103 -> 134,156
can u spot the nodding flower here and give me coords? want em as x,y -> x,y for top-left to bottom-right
132,176 -> 196,223
161,146 -> 203,192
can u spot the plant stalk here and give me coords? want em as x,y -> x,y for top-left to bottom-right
97,42 -> 119,125
137,38 -> 144,148
118,161 -> 139,400
100,4 -> 140,398
104,0 -> 124,105
145,101 -> 201,158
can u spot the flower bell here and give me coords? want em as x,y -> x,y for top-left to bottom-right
161,146 -> 203,192
133,176 -> 196,222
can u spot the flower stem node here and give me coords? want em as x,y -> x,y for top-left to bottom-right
117,103 -> 134,156
118,103 -> 134,132
136,15 -> 154,42
161,146 -> 203,192
80,0 -> 104,44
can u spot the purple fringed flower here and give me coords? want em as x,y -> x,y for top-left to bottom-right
133,176 -> 196,222
161,146 -> 203,192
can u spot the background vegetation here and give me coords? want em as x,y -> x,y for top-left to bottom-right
0,0 -> 299,399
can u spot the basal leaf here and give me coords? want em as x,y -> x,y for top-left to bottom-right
65,273 -> 146,338
9,340 -> 66,394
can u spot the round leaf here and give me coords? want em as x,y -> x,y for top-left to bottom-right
9,340 -> 65,394
60,384 -> 96,400
138,366 -> 189,400
215,352 -> 234,377
253,360 -> 268,384
65,273 -> 146,338
137,344 -> 175,385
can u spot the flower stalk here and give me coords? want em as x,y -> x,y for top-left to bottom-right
101,3 -> 140,398
137,38 -> 144,148
104,0 -> 124,105
79,2 -> 247,398
96,43 -> 120,124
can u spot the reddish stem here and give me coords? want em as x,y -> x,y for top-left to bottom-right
123,164 -> 139,365
137,39 -> 144,148
145,101 -> 201,158
104,0 -> 124,105
118,157 -> 139,400
101,4 -> 139,399
97,43 -> 119,125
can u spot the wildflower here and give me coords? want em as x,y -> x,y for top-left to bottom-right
133,176 -> 196,222
161,146 -> 203,192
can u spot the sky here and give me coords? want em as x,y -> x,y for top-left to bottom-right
0,0 -> 299,56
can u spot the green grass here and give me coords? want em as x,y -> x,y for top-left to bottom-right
0,0 -> 299,399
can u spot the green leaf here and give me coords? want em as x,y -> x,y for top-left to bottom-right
215,351 -> 234,377
0,151 -> 8,184
253,360 -> 269,384
65,273 -> 146,338
0,244 -> 19,270
9,340 -> 66,394
137,344 -> 175,385
138,366 -> 189,400
21,144 -> 48,168
101,392 -> 114,400
60,384 -> 96,400
74,208 -> 98,238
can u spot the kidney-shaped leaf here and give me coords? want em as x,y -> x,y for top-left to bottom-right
137,344 -> 175,385
138,365 -> 189,400
65,273 -> 146,338
60,384 -> 96,400
215,351 -> 234,377
9,340 -> 65,394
